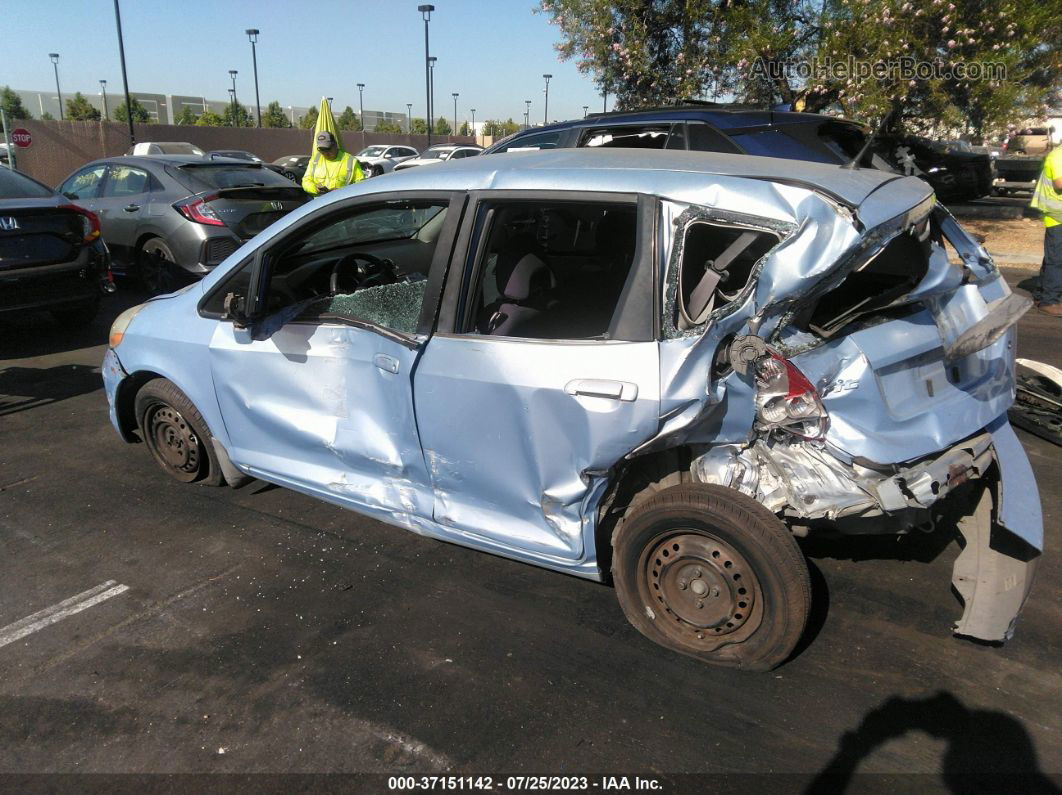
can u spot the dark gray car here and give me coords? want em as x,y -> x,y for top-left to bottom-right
57,155 -> 309,292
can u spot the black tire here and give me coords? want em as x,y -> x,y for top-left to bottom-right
135,378 -> 224,486
51,297 -> 100,327
138,238 -> 178,295
612,483 -> 810,671
282,170 -> 299,182
370,164 -> 383,177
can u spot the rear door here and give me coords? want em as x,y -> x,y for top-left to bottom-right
413,192 -> 660,563
94,163 -> 153,264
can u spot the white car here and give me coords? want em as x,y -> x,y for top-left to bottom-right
392,144 -> 482,171
355,145 -> 419,177
127,141 -> 205,157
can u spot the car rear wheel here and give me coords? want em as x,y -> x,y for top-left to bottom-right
135,378 -> 224,486
612,483 -> 810,671
51,297 -> 100,327
138,238 -> 177,294
282,170 -> 299,182
370,164 -> 383,177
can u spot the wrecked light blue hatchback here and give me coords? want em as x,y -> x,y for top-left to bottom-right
103,149 -> 1042,670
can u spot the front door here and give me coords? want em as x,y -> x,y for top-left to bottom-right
206,192 -> 463,523
414,194 -> 661,563
94,163 -> 152,265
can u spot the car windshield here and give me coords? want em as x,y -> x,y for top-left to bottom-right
0,168 -> 53,199
291,204 -> 447,256
177,164 -> 295,190
214,151 -> 259,162
158,143 -> 205,156
358,146 -> 388,157
420,148 -> 451,160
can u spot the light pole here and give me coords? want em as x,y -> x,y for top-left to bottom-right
470,108 -> 475,139
524,99 -> 531,128
49,53 -> 63,120
582,105 -> 588,118
228,70 -> 238,124
603,90 -> 607,113
451,92 -> 458,137
113,0 -> 135,143
542,74 -> 552,125
428,57 -> 437,137
228,88 -> 236,125
357,83 -> 365,130
100,80 -> 109,121
418,4 -> 435,146
406,102 -> 412,133
289,105 -> 294,125
245,29 -> 261,126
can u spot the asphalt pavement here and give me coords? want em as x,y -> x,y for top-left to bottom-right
0,273 -> 1059,789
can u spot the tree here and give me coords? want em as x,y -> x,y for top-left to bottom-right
222,102 -> 253,127
196,109 -> 224,126
40,111 -> 55,120
263,100 -> 291,128
409,117 -> 428,134
173,106 -> 199,125
65,92 -> 101,121
374,119 -> 403,133
539,0 -> 1062,141
1,86 -> 31,119
299,106 -> 319,129
459,121 -> 470,136
336,105 -> 361,131
433,117 -> 452,135
114,98 -> 150,123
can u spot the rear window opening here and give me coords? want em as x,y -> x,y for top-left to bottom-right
580,125 -> 678,150
802,226 -> 931,338
677,222 -> 779,328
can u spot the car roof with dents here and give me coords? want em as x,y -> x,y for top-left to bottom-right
361,148 -> 930,210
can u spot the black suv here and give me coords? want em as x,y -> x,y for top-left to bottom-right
484,103 -> 991,201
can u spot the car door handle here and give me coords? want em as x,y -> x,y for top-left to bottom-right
123,203 -> 140,212
564,379 -> 638,402
373,353 -> 399,374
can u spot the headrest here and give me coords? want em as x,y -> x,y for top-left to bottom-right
501,253 -> 552,301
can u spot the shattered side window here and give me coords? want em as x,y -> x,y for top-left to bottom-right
677,221 -> 779,329
261,199 -> 449,336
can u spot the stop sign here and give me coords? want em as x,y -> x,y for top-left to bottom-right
11,128 -> 31,148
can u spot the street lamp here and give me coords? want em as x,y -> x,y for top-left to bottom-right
245,29 -> 261,127
470,108 -> 476,138
418,4 -> 435,146
100,80 -> 109,121
228,88 -> 235,125
524,99 -> 531,128
542,74 -> 552,125
451,92 -> 458,137
582,105 -> 588,118
49,53 -> 63,120
228,70 -> 238,124
406,102 -> 412,133
428,57 -> 437,137
289,105 -> 294,125
357,83 -> 365,130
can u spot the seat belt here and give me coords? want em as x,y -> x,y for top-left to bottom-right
681,230 -> 760,328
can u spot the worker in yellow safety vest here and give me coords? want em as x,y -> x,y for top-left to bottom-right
302,130 -> 363,196
1030,142 -> 1062,316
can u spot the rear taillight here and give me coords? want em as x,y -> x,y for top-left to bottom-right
753,351 -> 828,440
174,195 -> 225,226
59,203 -> 101,244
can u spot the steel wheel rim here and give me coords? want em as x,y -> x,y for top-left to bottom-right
147,404 -> 200,479
638,529 -> 760,646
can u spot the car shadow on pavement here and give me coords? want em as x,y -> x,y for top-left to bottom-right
805,691 -> 1059,794
0,288 -> 150,360
0,364 -> 102,416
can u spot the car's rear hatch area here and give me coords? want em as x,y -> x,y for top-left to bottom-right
0,200 -> 86,271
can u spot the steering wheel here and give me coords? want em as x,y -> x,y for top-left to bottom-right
329,252 -> 397,295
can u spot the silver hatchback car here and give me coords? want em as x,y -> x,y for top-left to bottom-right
102,149 -> 1041,670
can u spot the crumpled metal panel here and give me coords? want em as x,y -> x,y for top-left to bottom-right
413,336 -> 660,566
987,415 -> 1043,550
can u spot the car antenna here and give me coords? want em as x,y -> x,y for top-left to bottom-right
842,107 -> 898,170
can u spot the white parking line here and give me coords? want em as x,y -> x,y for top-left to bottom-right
0,580 -> 130,649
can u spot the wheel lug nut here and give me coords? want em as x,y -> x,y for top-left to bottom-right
696,601 -> 704,609
711,587 -> 720,598
692,569 -> 702,578
677,579 -> 688,590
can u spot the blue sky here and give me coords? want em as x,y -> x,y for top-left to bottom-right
4,0 -> 604,122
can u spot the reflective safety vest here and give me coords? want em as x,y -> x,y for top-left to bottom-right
301,151 -> 364,195
1030,146 -> 1062,228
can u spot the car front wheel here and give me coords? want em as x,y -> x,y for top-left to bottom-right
612,483 -> 810,671
135,378 -> 224,486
